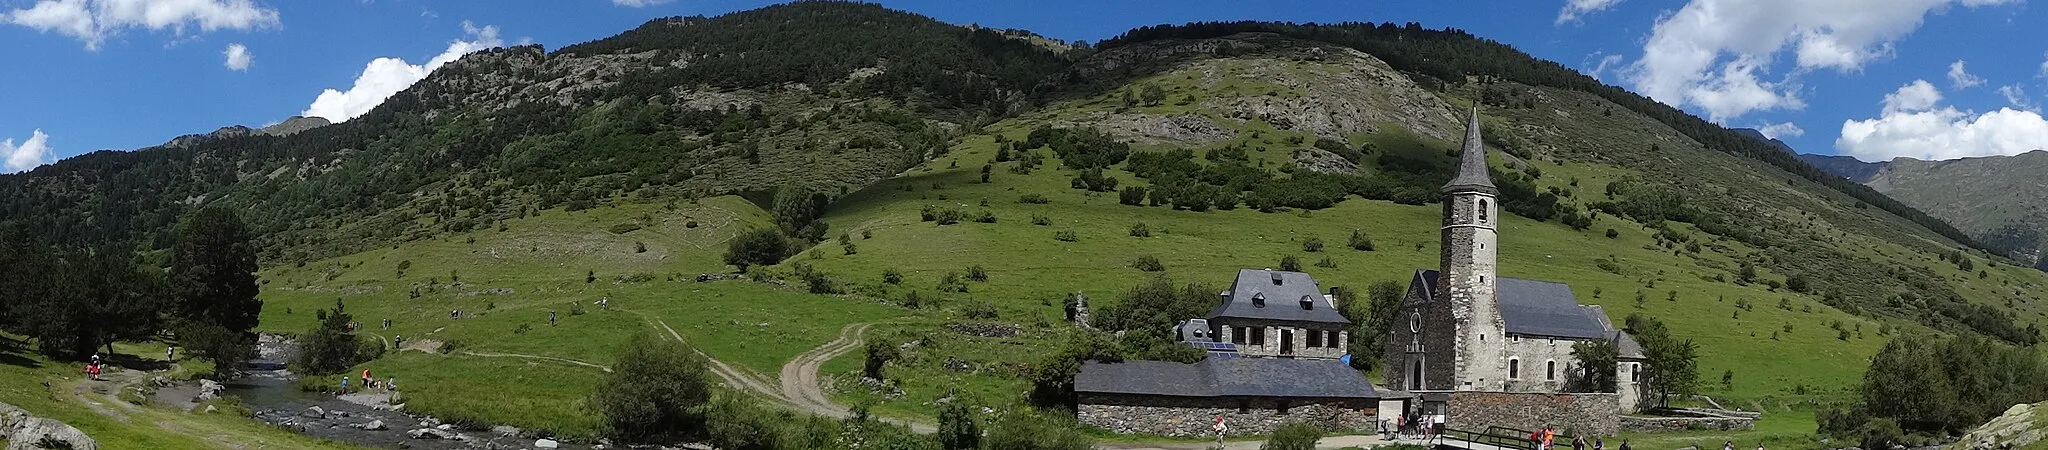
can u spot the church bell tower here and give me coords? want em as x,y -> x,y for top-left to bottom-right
1440,107 -> 1506,391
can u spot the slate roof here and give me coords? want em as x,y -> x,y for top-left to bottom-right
1414,269 -> 1613,340
1207,269 -> 1350,324
1075,358 -> 1378,399
1444,107 -> 1496,193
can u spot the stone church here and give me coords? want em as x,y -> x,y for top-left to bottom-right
1381,109 -> 1647,433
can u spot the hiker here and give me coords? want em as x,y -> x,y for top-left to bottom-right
1543,427 -> 1556,450
382,318 -> 391,330
361,368 -> 374,390
1723,440 -> 1734,450
1619,440 -> 1632,450
598,297 -> 609,310
549,310 -> 557,326
339,376 -> 350,395
1755,444 -> 1765,450
84,363 -> 99,381
1531,429 -> 1544,449
394,335 -> 404,349
166,346 -> 175,361
1212,415 -> 1227,446
385,377 -> 397,391
1595,437 -> 1606,450
1574,434 -> 1587,450
451,309 -> 459,319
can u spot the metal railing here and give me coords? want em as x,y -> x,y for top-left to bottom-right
1437,428 -> 1539,450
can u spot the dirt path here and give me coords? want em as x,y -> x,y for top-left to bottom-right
644,317 -> 791,404
778,323 -> 868,417
458,351 -> 613,372
1097,434 -> 1401,450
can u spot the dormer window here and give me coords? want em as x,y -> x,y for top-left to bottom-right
1299,295 -> 1314,310
1271,272 -> 1284,285
1252,293 -> 1266,308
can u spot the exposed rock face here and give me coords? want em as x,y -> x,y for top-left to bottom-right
5,417 -> 98,450
256,116 -> 331,137
1949,403 -> 2043,450
1291,148 -> 1358,173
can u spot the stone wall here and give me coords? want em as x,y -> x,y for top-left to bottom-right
1619,415 -> 1755,432
1079,394 -> 1375,437
1214,319 -> 1347,359
1447,392 -> 1619,436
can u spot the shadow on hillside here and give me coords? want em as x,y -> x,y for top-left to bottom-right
0,337 -> 43,369
825,168 -> 981,226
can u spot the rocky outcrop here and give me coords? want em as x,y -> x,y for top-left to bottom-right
255,116 -> 331,137
1949,403 -> 2044,450
0,402 -> 97,450
1292,148 -> 1358,173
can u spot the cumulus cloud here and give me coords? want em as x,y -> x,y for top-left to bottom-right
1629,0 -> 2015,122
612,0 -> 673,7
301,21 -> 502,123
1947,60 -> 1983,89
223,42 -> 250,70
2,130 -> 55,173
1557,0 -> 1624,24
1756,122 -> 1806,139
3,0 -> 281,50
1838,79 -> 2048,160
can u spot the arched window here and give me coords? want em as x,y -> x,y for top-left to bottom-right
1479,199 -> 1490,223
1410,359 -> 1426,391
1546,360 -> 1557,381
1508,358 -> 1521,379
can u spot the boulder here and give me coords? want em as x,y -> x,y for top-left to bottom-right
301,406 -> 325,418
7,417 -> 99,450
362,420 -> 387,431
535,438 -> 560,448
197,379 -> 224,401
202,405 -> 218,414
491,425 -> 520,436
0,402 -> 30,429
435,423 -> 455,431
407,428 -> 457,440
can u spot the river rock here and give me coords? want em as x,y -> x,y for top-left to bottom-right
407,428 -> 457,440
535,438 -> 560,448
202,405 -> 218,414
362,420 -> 386,431
197,379 -> 224,401
301,406 -> 325,418
420,417 -> 440,427
491,425 -> 519,436
435,423 -> 454,431
8,417 -> 99,450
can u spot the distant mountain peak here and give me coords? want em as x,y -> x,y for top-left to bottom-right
1732,127 -> 1795,153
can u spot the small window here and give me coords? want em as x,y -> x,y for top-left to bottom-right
1511,335 -> 1521,343
1327,330 -> 1341,348
1479,199 -> 1490,222
1480,275 -> 1486,283
1238,400 -> 1250,414
1547,360 -> 1557,381
1630,363 -> 1642,382
1307,329 -> 1323,348
1278,401 -> 1291,415
1251,327 -> 1265,346
1480,334 -> 1485,342
1508,358 -> 1521,379
1233,327 -> 1247,344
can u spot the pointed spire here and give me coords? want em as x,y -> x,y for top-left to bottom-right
1443,106 -> 1496,193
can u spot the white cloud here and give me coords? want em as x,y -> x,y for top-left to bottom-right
1998,85 -> 2036,111
1557,0 -> 1624,24
1882,79 -> 1942,114
2,130 -> 54,173
1628,0 -> 2015,122
1756,122 -> 1806,139
1947,60 -> 1983,89
612,0 -> 673,7
301,21 -> 502,123
1584,52 -> 1626,79
3,0 -> 281,50
1839,80 -> 2048,160
223,42 -> 250,70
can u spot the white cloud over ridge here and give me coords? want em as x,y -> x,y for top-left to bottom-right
612,0 -> 673,7
301,21 -> 502,123
1557,0 -> 1623,24
3,0 -> 280,50
1839,80 -> 2048,161
1756,122 -> 1805,139
2,130 -> 54,174
223,42 -> 251,70
1629,0 -> 2015,122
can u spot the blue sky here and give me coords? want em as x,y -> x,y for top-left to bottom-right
5,0 -> 2048,173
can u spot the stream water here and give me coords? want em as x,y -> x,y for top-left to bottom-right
208,341 -> 586,449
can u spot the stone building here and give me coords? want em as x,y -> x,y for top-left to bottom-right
1381,108 -> 1648,432
1075,358 -> 1378,437
1179,269 -> 1350,360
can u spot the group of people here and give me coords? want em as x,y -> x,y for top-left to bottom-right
1383,409 -> 1446,440
1529,427 -> 1631,450
338,368 -> 396,395
85,354 -> 105,380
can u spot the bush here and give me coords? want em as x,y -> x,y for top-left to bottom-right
938,272 -> 970,293
1118,186 -> 1148,206
973,210 -> 998,223
1031,214 -> 1053,226
938,403 -> 981,450
964,301 -> 1000,320
1131,255 -> 1165,272
883,269 -> 904,285
1129,222 -> 1151,238
177,325 -> 252,380
1280,255 -> 1302,272
967,265 -> 990,282
1315,256 -> 1337,268
293,299 -> 362,375
1054,230 -> 1079,242
1263,422 -> 1322,450
1018,194 -> 1049,204
1303,237 -> 1325,253
609,223 -> 643,234
1606,229 -> 1620,239
864,340 -> 898,380
723,228 -> 790,272
591,332 -> 713,443
984,411 -> 1093,450
1348,229 -> 1374,251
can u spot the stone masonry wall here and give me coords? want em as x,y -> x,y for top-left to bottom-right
1618,415 -> 1755,433
1079,394 -> 1375,437
1447,392 -> 1619,436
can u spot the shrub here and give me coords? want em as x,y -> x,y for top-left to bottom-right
1054,230 -> 1079,242
1303,237 -> 1324,253
1129,222 -> 1151,238
1315,256 -> 1337,268
1605,229 -> 1620,239
973,210 -> 998,223
883,269 -> 904,285
938,272 -> 969,293
938,403 -> 981,450
1348,229 -> 1375,251
634,241 -> 647,253
967,265 -> 990,282
903,291 -> 926,309
1118,186 -> 1148,206
723,228 -> 790,272
1018,194 -> 1049,204
609,223 -> 643,234
863,340 -> 898,380
293,299 -> 362,375
1031,214 -> 1053,226
984,411 -> 1093,450
685,220 -> 698,228
1280,255 -> 1302,272
1263,422 -> 1322,450
964,301 -> 999,320
1131,255 -> 1165,272
794,263 -> 839,294
591,332 -> 713,443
